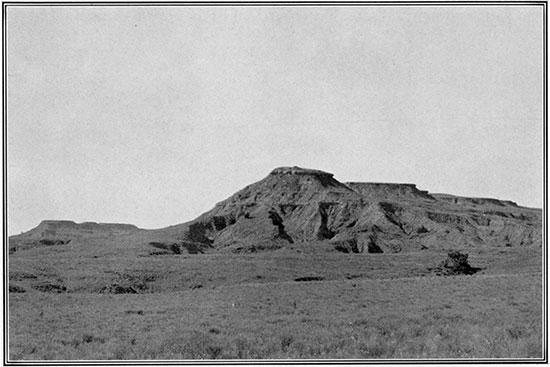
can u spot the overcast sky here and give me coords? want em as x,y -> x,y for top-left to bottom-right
7,5 -> 544,235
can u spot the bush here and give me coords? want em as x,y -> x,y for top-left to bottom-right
32,281 -> 67,293
9,284 -> 26,293
435,251 -> 480,276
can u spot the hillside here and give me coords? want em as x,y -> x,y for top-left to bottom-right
138,166 -> 541,254
10,166 -> 541,255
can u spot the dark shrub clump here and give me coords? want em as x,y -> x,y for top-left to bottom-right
433,250 -> 480,276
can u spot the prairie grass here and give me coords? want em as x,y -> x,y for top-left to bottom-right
8,244 -> 542,293
9,264 -> 542,360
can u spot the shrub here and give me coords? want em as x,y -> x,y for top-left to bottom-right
32,281 -> 67,293
9,284 -> 26,293
437,251 -> 479,275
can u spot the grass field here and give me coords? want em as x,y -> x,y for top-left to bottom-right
8,242 -> 544,360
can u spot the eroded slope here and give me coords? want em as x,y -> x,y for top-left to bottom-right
140,166 -> 541,254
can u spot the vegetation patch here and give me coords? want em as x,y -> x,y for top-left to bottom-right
208,327 -> 221,335
121,330 -> 225,359
9,284 -> 26,293
101,272 -> 157,294
9,238 -> 72,253
149,241 -> 206,255
430,251 -> 482,276
294,276 -> 325,282
231,243 -> 283,253
38,239 -> 71,246
61,334 -> 106,348
124,310 -> 144,315
10,272 -> 37,281
148,251 -> 172,256
32,281 -> 67,293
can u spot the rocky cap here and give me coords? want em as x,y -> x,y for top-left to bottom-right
269,166 -> 334,178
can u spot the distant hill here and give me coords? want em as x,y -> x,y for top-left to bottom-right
9,220 -> 142,252
10,166 -> 542,254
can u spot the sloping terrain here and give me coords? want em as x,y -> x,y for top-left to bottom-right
129,166 -> 541,254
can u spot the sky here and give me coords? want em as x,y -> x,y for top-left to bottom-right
6,5 -> 544,235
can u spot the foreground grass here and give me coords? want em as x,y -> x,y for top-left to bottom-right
9,271 -> 542,360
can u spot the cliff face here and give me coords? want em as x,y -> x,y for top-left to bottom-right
146,166 -> 542,254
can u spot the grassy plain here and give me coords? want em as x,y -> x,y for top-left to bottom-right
8,240 -> 543,360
